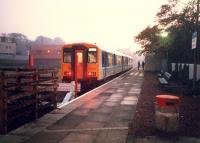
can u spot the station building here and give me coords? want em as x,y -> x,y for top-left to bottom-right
0,36 -> 16,55
30,45 -> 63,69
0,36 -> 28,68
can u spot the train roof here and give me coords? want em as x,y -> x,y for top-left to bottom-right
99,47 -> 133,59
63,43 -> 97,48
63,42 -> 133,59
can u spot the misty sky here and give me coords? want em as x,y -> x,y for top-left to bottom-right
0,0 -> 169,53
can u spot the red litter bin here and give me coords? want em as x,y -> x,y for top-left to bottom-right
155,95 -> 180,132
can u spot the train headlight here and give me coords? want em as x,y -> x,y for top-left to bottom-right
68,72 -> 72,76
88,72 -> 96,77
64,71 -> 72,76
88,72 -> 92,76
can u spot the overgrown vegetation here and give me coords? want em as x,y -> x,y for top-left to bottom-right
135,0 -> 199,64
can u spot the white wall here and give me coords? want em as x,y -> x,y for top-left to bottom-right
0,42 -> 16,55
171,63 -> 200,81
189,64 -> 194,80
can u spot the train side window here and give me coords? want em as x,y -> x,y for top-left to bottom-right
108,53 -> 113,66
125,57 -> 128,64
113,54 -> 116,65
63,52 -> 71,63
88,48 -> 97,63
116,56 -> 122,65
102,51 -> 107,67
123,57 -> 126,64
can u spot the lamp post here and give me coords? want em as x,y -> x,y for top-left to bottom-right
161,31 -> 168,38
161,31 -> 169,71
193,0 -> 200,89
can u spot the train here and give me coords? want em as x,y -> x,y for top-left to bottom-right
61,43 -> 133,88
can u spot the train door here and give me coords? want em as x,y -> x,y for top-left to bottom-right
75,50 -> 84,80
72,44 -> 87,82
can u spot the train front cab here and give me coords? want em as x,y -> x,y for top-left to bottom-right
61,44 -> 99,89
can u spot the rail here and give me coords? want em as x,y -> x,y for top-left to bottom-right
0,68 -> 58,134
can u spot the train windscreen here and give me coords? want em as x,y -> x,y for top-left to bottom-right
88,48 -> 97,63
63,51 -> 71,63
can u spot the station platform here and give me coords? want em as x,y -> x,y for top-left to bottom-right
0,69 -> 144,143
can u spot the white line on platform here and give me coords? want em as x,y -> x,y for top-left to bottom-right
58,68 -> 135,109
44,127 -> 128,133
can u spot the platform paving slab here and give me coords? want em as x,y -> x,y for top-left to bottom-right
47,114 -> 86,130
24,131 -> 68,143
0,135 -> 30,143
128,136 -> 200,143
59,132 -> 96,143
93,130 -> 128,143
9,112 -> 66,137
76,121 -> 105,129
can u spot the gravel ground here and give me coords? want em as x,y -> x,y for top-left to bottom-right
128,71 -> 200,139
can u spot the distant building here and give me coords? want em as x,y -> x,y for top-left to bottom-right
0,36 -> 16,55
31,45 -> 62,59
31,45 -> 63,69
0,36 -> 29,68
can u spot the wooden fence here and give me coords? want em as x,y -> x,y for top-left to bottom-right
0,68 -> 58,134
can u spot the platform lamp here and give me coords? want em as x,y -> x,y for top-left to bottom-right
160,31 -> 169,72
193,0 -> 200,89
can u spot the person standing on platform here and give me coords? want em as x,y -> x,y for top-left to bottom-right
142,61 -> 145,70
138,61 -> 140,70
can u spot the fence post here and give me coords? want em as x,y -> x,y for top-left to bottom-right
52,70 -> 57,108
33,69 -> 38,120
0,71 -> 8,134
16,68 -> 21,92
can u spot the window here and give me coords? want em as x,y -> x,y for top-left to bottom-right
102,52 -> 107,67
125,57 -> 128,64
113,54 -> 116,65
63,52 -> 71,63
77,52 -> 83,63
88,48 -> 97,63
123,57 -> 127,64
7,38 -> 12,43
116,56 -> 122,65
108,53 -> 113,66
1,37 -> 6,42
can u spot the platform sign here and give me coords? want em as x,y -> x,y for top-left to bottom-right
57,83 -> 70,91
57,83 -> 81,92
192,32 -> 197,49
